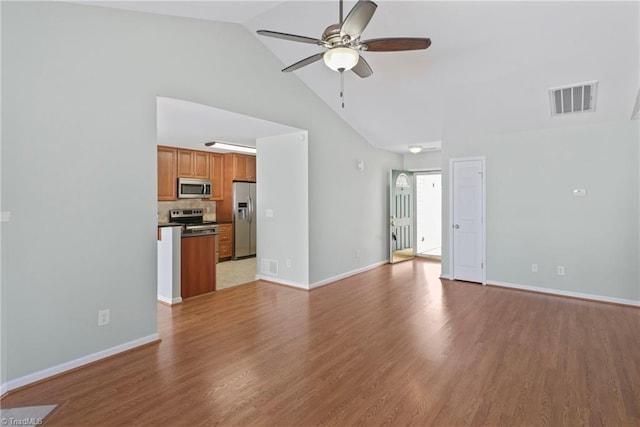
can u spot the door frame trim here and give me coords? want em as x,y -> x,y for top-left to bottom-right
448,156 -> 486,285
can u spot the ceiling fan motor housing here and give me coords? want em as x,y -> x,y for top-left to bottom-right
323,24 -> 350,47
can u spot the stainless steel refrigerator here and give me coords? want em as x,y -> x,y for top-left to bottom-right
232,182 -> 256,259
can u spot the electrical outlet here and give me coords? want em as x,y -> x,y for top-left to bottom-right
557,266 -> 565,276
286,259 -> 292,268
98,309 -> 110,326
531,264 -> 538,273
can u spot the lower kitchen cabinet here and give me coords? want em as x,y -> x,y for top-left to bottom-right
181,234 -> 216,299
218,224 -> 233,261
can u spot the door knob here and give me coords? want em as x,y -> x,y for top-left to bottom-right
454,224 -> 460,229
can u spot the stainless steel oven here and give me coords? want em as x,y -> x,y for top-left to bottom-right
169,209 -> 219,263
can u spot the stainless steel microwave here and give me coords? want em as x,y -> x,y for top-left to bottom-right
178,178 -> 211,199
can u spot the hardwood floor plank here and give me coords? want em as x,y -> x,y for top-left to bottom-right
2,259 -> 639,426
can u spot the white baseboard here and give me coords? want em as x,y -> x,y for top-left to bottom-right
157,295 -> 182,305
440,274 -> 452,280
488,280 -> 640,307
0,382 -> 7,397
309,261 -> 388,290
255,275 -> 308,290
1,333 -> 160,393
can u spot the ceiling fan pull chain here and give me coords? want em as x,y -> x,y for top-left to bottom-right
340,70 -> 345,108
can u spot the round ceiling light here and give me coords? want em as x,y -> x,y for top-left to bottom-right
323,47 -> 360,72
408,145 -> 423,154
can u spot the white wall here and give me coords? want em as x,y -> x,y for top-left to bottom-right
1,2 -> 400,385
404,151 -> 442,171
157,226 -> 181,304
441,121 -> 640,303
256,132 -> 309,288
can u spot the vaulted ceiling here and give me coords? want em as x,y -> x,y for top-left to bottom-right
87,1 -> 640,154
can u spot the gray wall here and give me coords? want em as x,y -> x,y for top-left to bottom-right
309,132 -> 401,284
256,132 -> 310,287
441,121 -> 640,301
1,2 -> 400,383
0,0 -> 5,386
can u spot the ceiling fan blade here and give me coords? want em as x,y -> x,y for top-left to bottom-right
282,52 -> 325,72
361,38 -> 432,52
340,0 -> 377,40
257,30 -> 323,45
352,56 -> 373,78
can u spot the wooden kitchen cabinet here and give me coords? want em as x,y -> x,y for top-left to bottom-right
209,153 -> 224,201
246,155 -> 256,181
218,224 -> 233,261
157,146 -> 177,201
177,149 -> 210,179
181,234 -> 217,299
231,154 -> 256,182
217,154 -> 257,222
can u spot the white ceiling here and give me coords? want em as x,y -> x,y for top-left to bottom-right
85,1 -> 640,154
156,97 -> 301,151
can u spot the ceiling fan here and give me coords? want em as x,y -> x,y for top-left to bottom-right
257,0 -> 431,105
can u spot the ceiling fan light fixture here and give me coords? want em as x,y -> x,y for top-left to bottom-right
408,145 -> 423,154
323,47 -> 359,72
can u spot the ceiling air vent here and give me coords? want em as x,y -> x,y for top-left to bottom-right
548,81 -> 598,116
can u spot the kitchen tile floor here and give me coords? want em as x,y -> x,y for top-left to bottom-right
217,257 -> 257,290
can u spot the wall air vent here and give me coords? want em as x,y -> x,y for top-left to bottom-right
548,81 -> 598,116
261,259 -> 278,276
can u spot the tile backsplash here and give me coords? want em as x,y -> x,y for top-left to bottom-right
158,200 -> 217,223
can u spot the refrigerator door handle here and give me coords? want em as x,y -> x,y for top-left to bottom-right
248,195 -> 253,224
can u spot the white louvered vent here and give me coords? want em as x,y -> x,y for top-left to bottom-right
261,259 -> 278,276
548,81 -> 598,116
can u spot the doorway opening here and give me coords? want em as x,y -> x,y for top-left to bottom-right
156,96 -> 306,304
415,172 -> 442,260
390,170 -> 415,263
217,258 -> 257,290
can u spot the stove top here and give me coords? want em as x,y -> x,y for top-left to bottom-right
169,209 -> 218,236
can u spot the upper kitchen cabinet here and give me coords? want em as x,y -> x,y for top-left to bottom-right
178,149 -> 209,179
217,153 -> 257,222
209,153 -> 224,201
158,146 -> 177,201
230,154 -> 256,182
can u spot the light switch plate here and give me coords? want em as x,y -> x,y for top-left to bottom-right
265,209 -> 274,218
0,212 -> 11,223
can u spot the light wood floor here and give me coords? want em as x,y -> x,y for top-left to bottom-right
3,259 -> 639,425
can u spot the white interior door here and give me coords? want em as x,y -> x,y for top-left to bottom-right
450,158 -> 485,283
